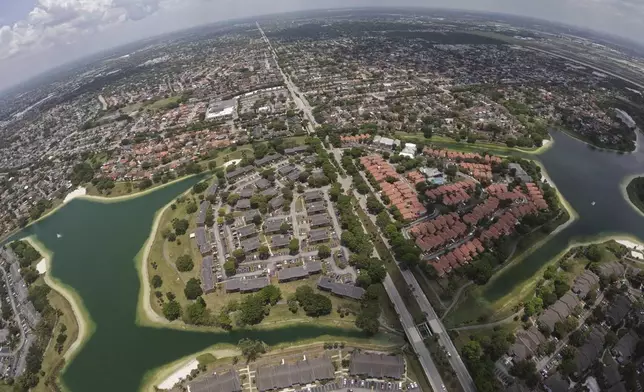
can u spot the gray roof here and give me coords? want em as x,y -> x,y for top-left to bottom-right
277,165 -> 296,176
269,195 -> 285,210
195,227 -> 211,256
544,373 -> 569,392
508,163 -> 532,182
240,187 -> 254,198
262,187 -> 279,198
237,224 -> 257,238
304,190 -> 323,202
572,270 -> 599,298
277,261 -> 322,281
271,235 -> 290,249
307,202 -> 326,215
614,329 -> 639,362
597,261 -> 625,279
575,326 -> 606,373
287,169 -> 303,182
225,277 -> 270,293
243,209 -> 260,223
226,165 -> 254,180
236,199 -> 252,210
264,218 -> 286,233
309,228 -> 329,243
189,370 -> 242,392
256,356 -> 334,392
317,277 -> 365,300
201,256 -> 215,293
284,146 -> 310,155
255,153 -> 283,167
603,355 -> 622,388
607,295 -> 632,326
256,178 -> 271,190
196,201 -> 211,226
349,352 -> 404,379
205,183 -> 219,197
309,214 -> 330,228
241,237 -> 261,253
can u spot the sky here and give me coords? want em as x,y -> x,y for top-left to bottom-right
0,0 -> 644,91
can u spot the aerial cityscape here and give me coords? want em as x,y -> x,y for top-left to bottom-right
2,5 -> 644,392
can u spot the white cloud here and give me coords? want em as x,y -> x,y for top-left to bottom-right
0,0 -> 164,59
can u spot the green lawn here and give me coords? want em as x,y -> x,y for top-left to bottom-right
394,132 -> 542,156
145,96 -> 183,111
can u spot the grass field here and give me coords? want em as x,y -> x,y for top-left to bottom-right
394,132 -> 544,156
146,96 -> 183,112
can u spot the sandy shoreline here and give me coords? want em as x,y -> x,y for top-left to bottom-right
24,237 -> 93,363
63,186 -> 87,204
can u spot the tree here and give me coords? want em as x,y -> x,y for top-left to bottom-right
224,259 -> 237,276
184,278 -> 203,300
605,330 -> 618,347
175,255 -> 194,272
586,244 -> 602,262
216,311 -> 233,330
257,285 -> 282,306
238,338 -> 267,362
462,340 -> 483,363
366,195 -> 384,214
318,245 -> 332,259
185,202 -> 198,214
239,295 -> 267,325
151,275 -> 163,288
163,300 -> 181,321
287,295 -> 299,313
422,126 -> 433,139
184,298 -> 210,325
289,238 -> 300,255
172,219 -> 189,235
233,248 -> 245,261
258,245 -> 270,260
227,193 -> 240,206
280,222 -> 291,234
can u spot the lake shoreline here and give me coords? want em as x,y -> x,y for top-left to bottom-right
23,237 -> 94,373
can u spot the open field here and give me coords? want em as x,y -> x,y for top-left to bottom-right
394,132 -> 547,156
145,96 -> 183,111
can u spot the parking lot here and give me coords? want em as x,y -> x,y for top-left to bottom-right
297,378 -> 420,392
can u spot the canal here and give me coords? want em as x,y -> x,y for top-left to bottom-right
1,177 -> 369,392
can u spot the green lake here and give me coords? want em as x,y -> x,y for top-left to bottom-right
1,177 -> 369,392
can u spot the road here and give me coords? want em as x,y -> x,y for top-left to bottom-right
402,267 -> 477,392
384,275 -> 446,392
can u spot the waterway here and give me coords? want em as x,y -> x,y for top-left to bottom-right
450,129 -> 644,324
0,176 -> 369,392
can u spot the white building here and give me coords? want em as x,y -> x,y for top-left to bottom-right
400,143 -> 417,158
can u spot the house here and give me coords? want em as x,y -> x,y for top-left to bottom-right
237,224 -> 257,239
201,256 -> 215,294
349,352 -> 404,379
277,165 -> 296,176
603,355 -> 622,389
196,201 -> 211,227
241,237 -> 261,253
400,143 -> 417,159
606,295 -> 632,326
225,277 -> 270,293
188,370 -> 242,392
304,190 -> 324,203
317,277 -> 365,300
544,373 -> 570,392
284,146 -> 310,155
240,187 -> 254,199
269,196 -> 285,210
256,178 -> 271,190
277,262 -> 322,282
309,229 -> 329,244
271,235 -> 290,249
236,199 -> 252,210
310,214 -> 331,228
254,153 -> 282,167
307,202 -> 326,215
205,183 -> 219,198
262,188 -> 279,199
508,163 -> 532,183
195,227 -> 211,256
256,355 -> 334,392
574,325 -> 606,374
287,169 -> 302,182
264,218 -> 286,234
226,165 -> 254,182
572,270 -> 599,298
243,209 -> 261,223
597,261 -> 625,279
613,329 -> 639,363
